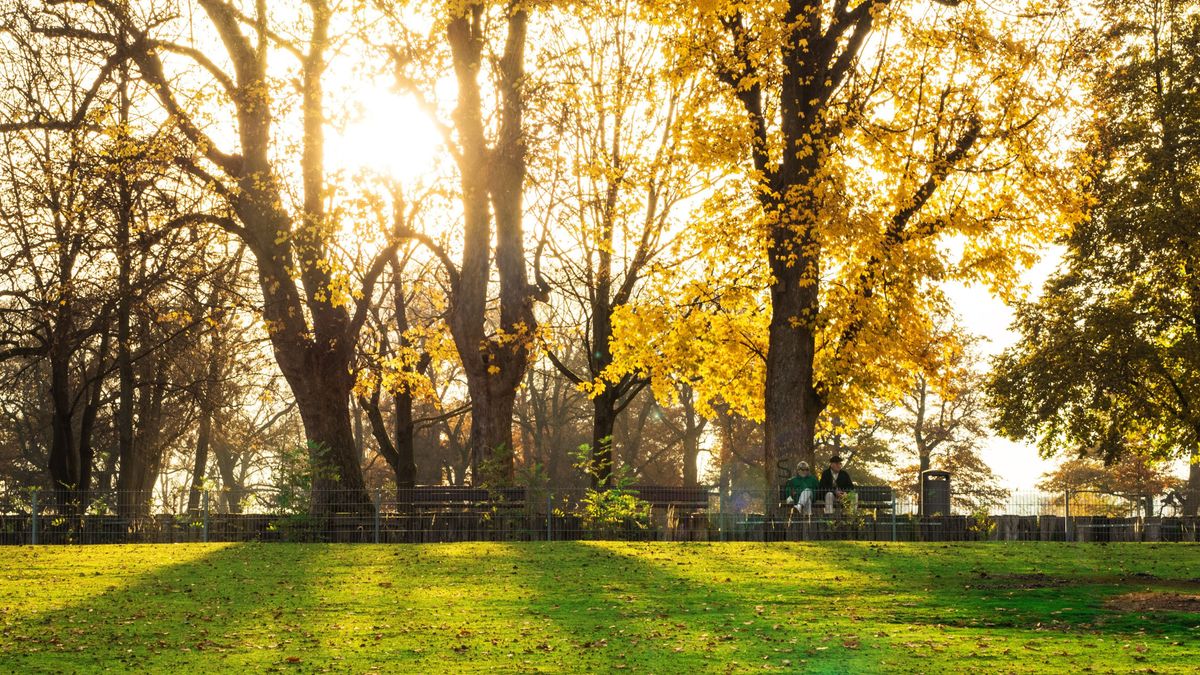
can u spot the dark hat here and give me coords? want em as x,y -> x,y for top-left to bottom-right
829,455 -> 843,463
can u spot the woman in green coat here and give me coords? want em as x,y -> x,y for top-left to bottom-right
784,462 -> 819,516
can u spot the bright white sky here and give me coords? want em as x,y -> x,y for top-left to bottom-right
944,252 -> 1061,490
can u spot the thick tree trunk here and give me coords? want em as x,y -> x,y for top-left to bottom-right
392,389 -> 417,490
762,251 -> 823,512
289,355 -> 371,515
444,5 -> 534,486
466,383 -> 518,485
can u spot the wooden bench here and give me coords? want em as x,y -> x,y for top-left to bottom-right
627,485 -> 711,511
397,486 -> 527,510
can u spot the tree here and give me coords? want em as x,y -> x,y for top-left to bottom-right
1036,453 -> 1178,517
30,0 -> 422,513
890,370 -> 1008,513
661,0 -> 1081,510
990,0 -> 1200,515
536,0 -> 706,487
356,239 -> 456,497
0,10 -> 220,516
390,1 -> 545,484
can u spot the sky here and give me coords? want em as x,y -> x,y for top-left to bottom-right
944,263 -> 1059,491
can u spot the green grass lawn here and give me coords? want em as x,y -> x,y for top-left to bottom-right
0,542 -> 1197,673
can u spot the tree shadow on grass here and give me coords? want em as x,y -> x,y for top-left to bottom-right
806,542 -> 1200,634
4,542 -> 1196,673
0,543 -> 340,673
766,542 -> 1200,672
494,541 -> 891,673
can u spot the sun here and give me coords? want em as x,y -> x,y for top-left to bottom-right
328,88 -> 443,186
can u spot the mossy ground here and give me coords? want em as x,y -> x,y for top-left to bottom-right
0,542 -> 1197,673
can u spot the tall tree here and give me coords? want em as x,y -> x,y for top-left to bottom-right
663,0 -> 1079,507
393,1 -> 543,484
538,0 -> 704,487
33,0 -> 414,513
990,0 -> 1200,514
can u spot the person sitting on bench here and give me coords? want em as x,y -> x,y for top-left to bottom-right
784,461 -> 819,516
819,455 -> 854,514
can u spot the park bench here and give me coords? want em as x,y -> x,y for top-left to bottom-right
398,486 -> 527,511
628,485 -> 711,511
852,485 -> 895,515
780,485 -> 895,516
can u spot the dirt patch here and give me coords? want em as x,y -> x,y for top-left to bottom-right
968,571 -> 1200,591
1107,592 -> 1200,613
969,572 -> 1070,589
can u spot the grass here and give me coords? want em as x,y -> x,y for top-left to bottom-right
0,543 -> 1197,673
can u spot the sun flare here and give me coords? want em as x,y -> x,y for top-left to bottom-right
328,89 -> 443,186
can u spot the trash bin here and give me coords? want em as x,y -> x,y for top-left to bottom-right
921,470 -> 951,516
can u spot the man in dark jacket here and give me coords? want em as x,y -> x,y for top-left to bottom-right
819,455 -> 854,514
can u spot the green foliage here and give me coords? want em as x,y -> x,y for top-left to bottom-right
268,442 -> 339,536
569,441 -> 652,533
477,443 -> 516,490
989,2 -> 1200,471
576,489 -> 652,534
967,507 -> 996,539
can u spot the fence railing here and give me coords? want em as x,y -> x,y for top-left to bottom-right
0,486 -> 1193,545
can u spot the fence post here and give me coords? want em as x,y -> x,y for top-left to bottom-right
1064,489 -> 1071,542
202,490 -> 209,543
546,493 -> 552,542
891,495 -> 897,542
374,488 -> 381,544
30,488 -> 38,546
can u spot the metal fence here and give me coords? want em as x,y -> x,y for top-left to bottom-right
0,486 -> 1194,544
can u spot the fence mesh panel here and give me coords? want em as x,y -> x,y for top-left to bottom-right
1,485 -> 1194,544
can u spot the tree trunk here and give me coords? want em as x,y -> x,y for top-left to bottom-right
47,353 -> 79,511
114,51 -> 139,520
290,354 -> 371,515
762,251 -> 823,512
187,337 -> 223,513
680,385 -> 707,487
466,382 -> 518,485
213,437 -> 244,514
361,384 -> 418,502
444,5 -> 534,486
393,387 -> 417,490
75,347 -> 106,518
591,392 -> 618,489
187,266 -> 232,514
